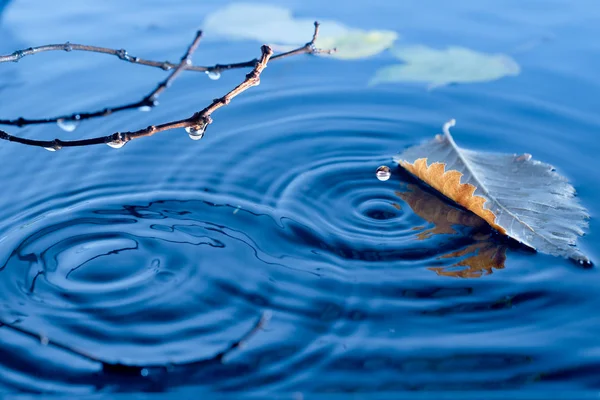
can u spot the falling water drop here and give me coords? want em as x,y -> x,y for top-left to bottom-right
56,118 -> 79,132
376,166 -> 391,181
140,368 -> 149,377
185,125 -> 206,141
205,70 -> 221,80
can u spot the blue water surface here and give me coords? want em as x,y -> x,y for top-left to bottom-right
1,0 -> 600,396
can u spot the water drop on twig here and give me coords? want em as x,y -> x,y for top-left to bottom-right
138,105 -> 152,112
106,140 -> 126,149
376,166 -> 391,181
185,124 -> 206,140
57,118 -> 79,132
205,70 -> 221,80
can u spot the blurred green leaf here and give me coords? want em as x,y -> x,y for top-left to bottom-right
371,45 -> 520,88
203,3 -> 398,60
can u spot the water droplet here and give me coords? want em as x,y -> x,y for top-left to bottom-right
185,125 -> 206,140
57,118 -> 79,132
64,42 -> 73,52
138,105 -> 152,112
140,368 -> 149,377
205,70 -> 221,80
233,205 -> 242,214
40,335 -> 49,346
44,147 -> 57,152
12,50 -> 23,61
106,140 -> 126,149
376,166 -> 391,181
116,49 -> 129,60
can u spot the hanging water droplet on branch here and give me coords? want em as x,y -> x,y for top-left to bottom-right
205,70 -> 221,80
106,140 -> 126,149
106,133 -> 127,149
56,118 -> 79,132
43,141 -> 62,152
185,124 -> 206,140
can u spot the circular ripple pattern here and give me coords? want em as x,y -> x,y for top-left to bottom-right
0,82 -> 534,394
0,192 -> 356,392
2,6 -> 600,390
0,82 -> 581,394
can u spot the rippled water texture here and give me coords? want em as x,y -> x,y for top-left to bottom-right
1,0 -> 600,395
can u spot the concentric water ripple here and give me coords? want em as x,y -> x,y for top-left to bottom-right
0,82 -> 566,393
2,2 -> 600,392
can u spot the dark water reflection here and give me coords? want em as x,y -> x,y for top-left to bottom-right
1,0 -> 600,395
396,183 -> 509,278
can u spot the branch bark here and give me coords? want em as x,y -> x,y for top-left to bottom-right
0,44 -> 273,150
0,22 -> 332,130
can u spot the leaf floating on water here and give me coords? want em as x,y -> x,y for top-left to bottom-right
370,45 -> 520,87
203,3 -> 398,60
397,184 -> 507,278
394,120 -> 591,265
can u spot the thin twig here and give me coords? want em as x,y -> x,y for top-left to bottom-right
0,30 -> 204,128
0,22 -> 333,129
0,45 -> 274,150
0,311 -> 271,374
145,30 -> 204,103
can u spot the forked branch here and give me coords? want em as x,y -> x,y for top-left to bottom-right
0,45 -> 274,150
0,22 -> 332,129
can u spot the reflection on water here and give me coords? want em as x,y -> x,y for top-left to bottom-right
396,184 -> 507,278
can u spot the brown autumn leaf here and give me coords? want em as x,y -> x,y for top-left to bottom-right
394,120 -> 591,266
397,184 -> 507,277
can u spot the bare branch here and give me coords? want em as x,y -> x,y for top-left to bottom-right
0,311 -> 271,375
0,30 -> 204,129
0,21 -> 328,71
145,30 -> 204,103
0,45 -> 274,150
205,21 -> 335,72
0,22 -> 332,129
